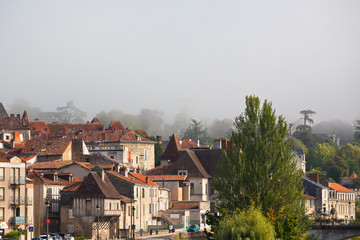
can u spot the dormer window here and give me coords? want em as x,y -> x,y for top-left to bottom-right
70,175 -> 73,182
44,128 -> 48,131
79,130 -> 83,135
178,170 -> 188,176
54,175 -> 58,182
30,148 -> 35,151
54,147 -> 59,150
33,128 -> 36,131
41,149 -> 46,152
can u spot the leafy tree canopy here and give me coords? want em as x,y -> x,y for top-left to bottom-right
183,119 -> 210,145
212,95 -> 309,239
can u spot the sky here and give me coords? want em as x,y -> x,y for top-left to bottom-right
1,0 -> 360,125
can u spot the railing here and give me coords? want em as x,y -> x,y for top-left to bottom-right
10,216 -> 25,225
26,197 -> 32,205
10,176 -> 26,185
10,196 -> 25,205
104,210 -> 122,216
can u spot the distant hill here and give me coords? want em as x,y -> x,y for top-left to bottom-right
312,119 -> 354,145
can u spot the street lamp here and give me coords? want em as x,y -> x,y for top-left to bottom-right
45,200 -> 50,240
96,204 -> 100,240
132,206 -> 135,240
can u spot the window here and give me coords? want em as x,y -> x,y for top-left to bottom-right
155,203 -> 157,213
149,203 -> 152,214
86,158 -> 89,162
109,203 -> 112,210
68,224 -> 74,233
205,184 -> 208,194
128,206 -> 130,216
44,128 -> 48,131
0,208 -> 4,221
117,202 -> 119,210
190,183 -> 194,195
5,135 -> 9,141
0,168 -> 4,180
142,188 -> 145,198
69,209 -> 74,218
110,156 -> 114,159
0,187 -> 4,200
136,188 -> 139,198
144,150 -> 147,160
136,204 -> 139,218
155,189 -> 157,198
143,204 -> 145,216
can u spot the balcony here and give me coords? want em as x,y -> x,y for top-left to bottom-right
26,197 -> 32,205
10,216 -> 25,225
10,197 -> 25,205
103,210 -> 122,216
10,176 -> 25,185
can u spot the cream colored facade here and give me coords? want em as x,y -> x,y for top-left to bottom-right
328,189 -> 356,220
0,156 -> 27,239
121,142 -> 155,172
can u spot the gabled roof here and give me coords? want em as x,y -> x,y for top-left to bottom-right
171,202 -> 199,210
0,103 -> 8,118
146,150 -> 211,178
0,117 -> 29,130
61,181 -> 82,192
161,134 -> 182,162
343,172 -> 359,180
27,170 -> 76,185
107,171 -> 144,185
128,172 -> 157,186
74,171 -> 122,199
74,161 -> 96,170
119,130 -> 154,143
329,183 -> 352,192
109,121 -> 125,131
0,152 -> 13,162
28,159 -> 71,170
21,138 -> 71,156
148,175 -> 188,181
28,121 -> 50,135
194,149 -> 222,177
181,139 -> 206,148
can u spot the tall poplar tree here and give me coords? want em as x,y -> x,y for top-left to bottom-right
212,95 -> 309,239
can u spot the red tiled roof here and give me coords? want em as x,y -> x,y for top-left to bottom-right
22,138 -> 71,156
74,161 -> 96,170
107,171 -> 144,185
18,154 -> 37,162
148,175 -> 188,181
62,181 -> 82,192
171,202 -> 199,210
329,183 -> 352,192
28,121 -> 50,135
0,152 -> 12,162
0,117 -> 29,130
343,172 -> 359,180
27,170 -> 74,185
128,172 -> 157,186
181,139 -> 205,148
161,134 -> 182,162
28,159 -> 72,170
109,121 -> 125,131
304,194 -> 316,199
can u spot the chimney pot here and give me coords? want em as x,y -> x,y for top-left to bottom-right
10,114 -> 15,118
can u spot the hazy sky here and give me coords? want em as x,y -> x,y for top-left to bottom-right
1,1 -> 360,124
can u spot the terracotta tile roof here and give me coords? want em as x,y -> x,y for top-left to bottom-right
28,121 -> 50,135
343,172 -> 359,180
171,202 -> 199,210
161,134 -> 182,162
148,175 -> 188,181
21,138 -> 71,156
47,122 -> 104,137
181,139 -> 206,148
146,150 -> 211,178
329,183 -> 352,192
109,121 -> 125,131
119,130 -> 154,143
18,154 -> 37,162
195,149 -> 222,177
128,172 -> 157,186
74,161 -> 96,170
0,152 -> 12,162
0,117 -> 29,130
107,171 -> 144,185
28,159 -> 73,170
0,103 -> 9,118
27,170 -> 74,185
74,171 -> 122,199
134,129 -> 148,137
61,181 -> 82,192
304,194 -> 316,199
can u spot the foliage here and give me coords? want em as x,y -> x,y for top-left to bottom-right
205,208 -> 227,239
212,95 -> 309,239
287,137 -> 309,155
154,142 -> 164,167
56,100 -> 86,123
4,226 -> 26,239
213,207 -> 276,240
209,118 -> 234,137
139,108 -> 164,136
297,110 -> 316,132
325,156 -> 349,183
96,108 -> 141,129
339,142 -> 360,175
307,142 -> 337,170
183,119 -> 210,145
355,120 -> 360,142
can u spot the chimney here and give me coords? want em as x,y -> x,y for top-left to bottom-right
156,136 -> 162,144
34,118 -> 39,121
197,140 -> 200,147
16,114 -> 20,120
309,173 -> 319,183
146,177 -> 149,184
10,114 -> 15,118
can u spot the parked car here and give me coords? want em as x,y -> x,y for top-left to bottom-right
49,233 -> 61,240
187,224 -> 200,232
57,233 -> 74,240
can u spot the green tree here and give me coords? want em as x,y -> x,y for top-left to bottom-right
183,119 -> 210,144
214,207 -> 276,240
139,108 -> 164,136
56,100 -> 86,123
287,137 -> 309,155
297,110 -> 316,132
325,156 -> 349,183
212,96 -> 309,239
338,142 -> 360,175
355,120 -> 360,142
307,142 -> 337,170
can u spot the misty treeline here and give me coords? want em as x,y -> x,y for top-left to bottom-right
7,99 -> 233,143
290,110 -> 360,184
